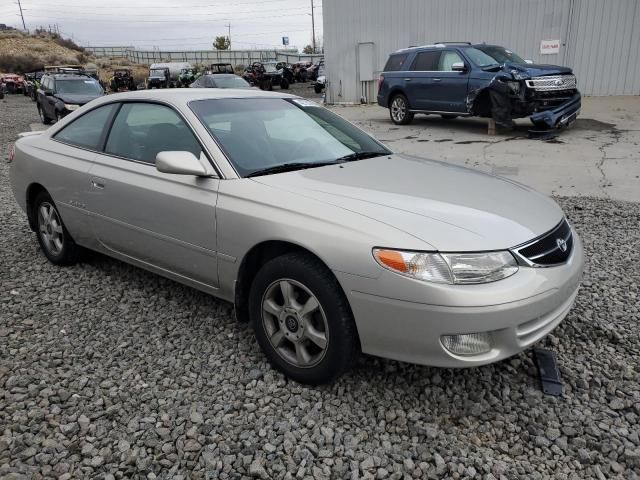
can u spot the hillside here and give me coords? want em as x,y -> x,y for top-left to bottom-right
0,30 -> 90,73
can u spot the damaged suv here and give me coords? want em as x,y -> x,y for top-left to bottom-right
378,42 -> 580,130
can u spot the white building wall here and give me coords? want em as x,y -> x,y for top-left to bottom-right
323,0 -> 640,103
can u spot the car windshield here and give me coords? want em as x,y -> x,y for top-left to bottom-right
151,69 -> 165,75
56,79 -> 102,95
190,98 -> 391,177
211,76 -> 250,88
475,46 -> 527,65
263,64 -> 277,73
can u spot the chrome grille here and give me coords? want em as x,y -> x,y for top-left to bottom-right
525,75 -> 577,91
513,219 -> 573,267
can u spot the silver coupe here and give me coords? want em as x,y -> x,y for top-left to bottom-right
9,89 -> 584,384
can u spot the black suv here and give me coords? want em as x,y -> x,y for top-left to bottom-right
37,72 -> 104,124
377,43 -> 580,130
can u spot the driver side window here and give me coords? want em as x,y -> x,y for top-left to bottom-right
105,103 -> 202,164
438,51 -> 464,71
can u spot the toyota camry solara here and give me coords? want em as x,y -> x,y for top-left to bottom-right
9,89 -> 584,384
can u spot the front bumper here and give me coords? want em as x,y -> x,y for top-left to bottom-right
335,231 -> 584,368
530,92 -> 581,129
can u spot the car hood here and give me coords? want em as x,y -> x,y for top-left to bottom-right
506,62 -> 573,77
55,93 -> 101,105
252,155 -> 563,251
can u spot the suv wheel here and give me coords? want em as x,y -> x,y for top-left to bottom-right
249,252 -> 359,385
37,104 -> 52,125
389,94 -> 414,125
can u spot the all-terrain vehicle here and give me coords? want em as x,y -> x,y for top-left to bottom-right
178,68 -> 198,87
276,62 -> 295,85
147,67 -> 170,89
210,63 -> 234,74
109,69 -> 136,92
0,73 -> 24,94
242,62 -> 289,90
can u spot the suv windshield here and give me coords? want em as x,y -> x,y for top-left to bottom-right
475,46 -> 527,65
151,69 -> 165,76
55,79 -> 102,95
190,98 -> 390,177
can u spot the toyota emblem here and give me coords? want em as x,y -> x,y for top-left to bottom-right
554,79 -> 564,86
556,238 -> 568,252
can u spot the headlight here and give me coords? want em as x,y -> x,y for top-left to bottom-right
64,104 -> 79,111
373,249 -> 518,284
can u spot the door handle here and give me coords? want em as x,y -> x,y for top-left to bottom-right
91,179 -> 105,189
404,78 -> 412,82
433,78 -> 442,82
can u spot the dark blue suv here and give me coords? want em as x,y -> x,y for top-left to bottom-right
377,43 -> 581,130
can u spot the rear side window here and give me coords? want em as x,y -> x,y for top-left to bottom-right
383,54 -> 408,72
105,102 -> 202,164
54,104 -> 116,150
411,51 -> 441,71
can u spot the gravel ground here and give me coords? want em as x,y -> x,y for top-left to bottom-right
1,94 -> 639,480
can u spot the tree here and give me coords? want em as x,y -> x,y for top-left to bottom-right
303,44 -> 314,54
214,36 -> 231,50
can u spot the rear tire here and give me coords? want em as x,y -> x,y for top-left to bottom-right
249,252 -> 359,385
280,78 -> 290,89
389,94 -> 414,125
33,191 -> 81,266
314,84 -> 323,94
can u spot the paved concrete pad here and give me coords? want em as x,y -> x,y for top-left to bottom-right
331,96 -> 640,202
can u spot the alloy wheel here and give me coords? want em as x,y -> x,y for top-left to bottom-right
37,202 -> 64,256
261,278 -> 329,368
391,96 -> 407,122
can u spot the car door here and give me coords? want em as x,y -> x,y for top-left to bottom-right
403,50 -> 442,110
428,49 -> 470,112
41,77 -> 55,118
86,101 -> 220,288
44,103 -> 119,246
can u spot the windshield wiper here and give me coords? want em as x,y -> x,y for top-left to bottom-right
246,161 -> 340,178
333,151 -> 387,163
245,152 -> 387,178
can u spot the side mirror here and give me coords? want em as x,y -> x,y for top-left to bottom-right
524,59 -> 534,64
451,62 -> 467,72
156,151 -> 208,176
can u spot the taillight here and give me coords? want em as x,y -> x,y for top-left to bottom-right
377,75 -> 384,92
7,144 -> 15,164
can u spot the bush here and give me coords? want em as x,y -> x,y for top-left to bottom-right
0,53 -> 44,74
53,36 -> 85,53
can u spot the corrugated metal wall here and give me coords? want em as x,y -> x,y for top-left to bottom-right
323,0 -> 640,103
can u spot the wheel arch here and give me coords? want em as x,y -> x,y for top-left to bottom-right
233,240 -> 355,329
387,88 -> 408,108
26,183 -> 48,231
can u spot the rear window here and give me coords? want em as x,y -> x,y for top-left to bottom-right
383,54 -> 408,72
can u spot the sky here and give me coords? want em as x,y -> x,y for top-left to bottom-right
1,0 -> 323,51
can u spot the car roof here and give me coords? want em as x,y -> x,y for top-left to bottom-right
45,73 -> 95,80
392,43 -> 500,54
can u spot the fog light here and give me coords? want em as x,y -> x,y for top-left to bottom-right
441,333 -> 492,356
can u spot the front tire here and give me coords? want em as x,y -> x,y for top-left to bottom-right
38,104 -> 52,125
33,191 -> 81,265
249,252 -> 359,385
314,84 -> 323,94
389,94 -> 414,125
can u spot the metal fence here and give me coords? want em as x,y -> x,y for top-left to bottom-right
85,46 -> 324,67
